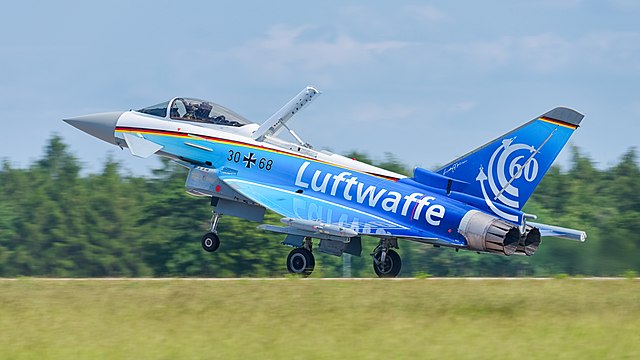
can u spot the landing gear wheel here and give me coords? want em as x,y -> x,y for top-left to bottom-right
373,249 -> 401,278
286,248 -> 315,277
201,232 -> 220,252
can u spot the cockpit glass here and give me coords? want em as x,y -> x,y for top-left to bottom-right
137,101 -> 169,117
169,98 -> 251,127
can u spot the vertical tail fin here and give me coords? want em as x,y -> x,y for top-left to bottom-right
436,107 -> 583,211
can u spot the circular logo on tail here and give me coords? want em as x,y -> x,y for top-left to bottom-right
476,138 -> 539,221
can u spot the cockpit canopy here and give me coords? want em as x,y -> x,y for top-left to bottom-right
137,98 -> 252,127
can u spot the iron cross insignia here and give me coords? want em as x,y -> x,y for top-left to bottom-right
243,152 -> 257,169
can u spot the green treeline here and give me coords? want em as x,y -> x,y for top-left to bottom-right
0,136 -> 638,277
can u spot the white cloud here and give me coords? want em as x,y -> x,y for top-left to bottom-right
610,0 -> 640,10
539,0 -> 583,8
442,37 -> 525,72
516,33 -> 573,72
404,5 -> 448,22
445,37 -> 513,69
224,24 -> 409,78
221,22 -> 640,87
451,101 -> 477,114
581,32 -> 640,63
432,31 -> 640,74
515,31 -> 640,72
349,103 -> 417,123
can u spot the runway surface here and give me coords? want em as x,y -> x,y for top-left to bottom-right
1,277 -> 636,281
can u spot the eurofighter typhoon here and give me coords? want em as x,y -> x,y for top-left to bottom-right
65,87 -> 586,277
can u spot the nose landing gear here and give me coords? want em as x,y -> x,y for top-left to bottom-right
201,212 -> 221,252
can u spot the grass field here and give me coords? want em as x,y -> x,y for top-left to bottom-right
1,278 -> 639,359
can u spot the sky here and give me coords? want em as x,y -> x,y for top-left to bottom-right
1,0 -> 638,175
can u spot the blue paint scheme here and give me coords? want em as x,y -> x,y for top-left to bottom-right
134,132 -> 471,248
130,108 -> 580,250
65,93 -> 587,277
436,117 -> 578,212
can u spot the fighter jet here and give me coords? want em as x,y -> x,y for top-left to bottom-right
64,87 -> 586,277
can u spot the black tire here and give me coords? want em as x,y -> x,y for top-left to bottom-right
373,249 -> 402,278
201,232 -> 220,252
286,248 -> 315,277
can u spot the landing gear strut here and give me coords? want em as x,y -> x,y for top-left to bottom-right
371,238 -> 402,278
286,237 -> 315,277
201,212 -> 221,252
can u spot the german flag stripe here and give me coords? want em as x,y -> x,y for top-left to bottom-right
539,116 -> 579,129
115,126 -> 400,181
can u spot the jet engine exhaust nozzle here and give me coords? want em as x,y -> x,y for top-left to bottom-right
515,226 -> 541,256
458,210 -> 520,256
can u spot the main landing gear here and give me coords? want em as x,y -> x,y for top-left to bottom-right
201,212 -> 221,252
371,238 -> 402,278
284,237 -> 402,278
199,211 -> 402,278
286,238 -> 315,277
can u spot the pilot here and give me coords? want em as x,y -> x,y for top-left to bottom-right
195,102 -> 213,121
211,115 -> 226,124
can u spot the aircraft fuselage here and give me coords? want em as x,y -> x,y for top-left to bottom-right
64,88 -> 585,277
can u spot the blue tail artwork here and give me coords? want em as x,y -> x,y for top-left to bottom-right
435,107 -> 583,217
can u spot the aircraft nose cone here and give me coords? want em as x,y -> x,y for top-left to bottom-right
63,111 -> 124,145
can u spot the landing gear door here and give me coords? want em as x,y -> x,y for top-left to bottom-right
185,166 -> 254,204
186,166 -> 266,222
